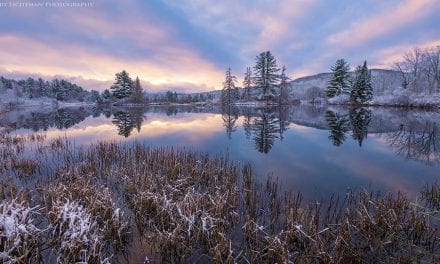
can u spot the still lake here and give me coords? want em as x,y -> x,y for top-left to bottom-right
1,104 -> 439,200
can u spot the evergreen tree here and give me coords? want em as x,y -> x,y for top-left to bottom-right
350,61 -> 373,103
130,77 -> 145,103
326,59 -> 351,97
102,89 -> 112,99
278,66 -> 291,105
253,51 -> 280,102
243,67 -> 252,101
110,70 -> 133,99
221,67 -> 238,106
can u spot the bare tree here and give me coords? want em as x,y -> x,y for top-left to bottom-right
394,46 -> 440,94
425,46 -> 440,93
306,86 -> 323,103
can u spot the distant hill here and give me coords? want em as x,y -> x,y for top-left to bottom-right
290,69 -> 402,100
195,69 -> 403,102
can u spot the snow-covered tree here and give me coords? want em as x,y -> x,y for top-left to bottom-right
110,70 -> 133,99
253,51 -> 280,102
129,77 -> 145,103
326,59 -> 351,98
243,67 -> 252,101
221,67 -> 239,106
278,66 -> 291,105
350,61 -> 373,103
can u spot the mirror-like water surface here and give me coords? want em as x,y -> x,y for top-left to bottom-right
1,105 -> 438,199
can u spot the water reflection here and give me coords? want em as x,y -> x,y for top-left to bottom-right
387,121 -> 439,165
325,110 -> 350,146
251,111 -> 279,153
2,104 -> 440,200
112,108 -> 145,137
1,105 -> 440,166
221,105 -> 239,139
324,108 -> 372,147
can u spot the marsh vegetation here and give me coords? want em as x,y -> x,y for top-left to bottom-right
0,133 -> 439,263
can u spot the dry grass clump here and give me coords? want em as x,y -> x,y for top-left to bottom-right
87,144 -> 241,262
421,183 -> 440,211
42,176 -> 130,263
0,184 -> 41,263
11,159 -> 39,177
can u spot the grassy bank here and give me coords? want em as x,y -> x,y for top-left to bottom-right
0,134 -> 439,263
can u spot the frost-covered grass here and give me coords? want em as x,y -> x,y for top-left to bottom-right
0,185 -> 41,263
0,134 -> 439,263
45,177 -> 129,263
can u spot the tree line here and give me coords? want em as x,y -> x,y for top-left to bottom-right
0,76 -> 100,103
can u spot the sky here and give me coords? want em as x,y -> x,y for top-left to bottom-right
0,0 -> 439,92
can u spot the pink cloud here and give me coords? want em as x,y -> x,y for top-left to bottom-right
0,34 -> 224,91
370,39 -> 440,69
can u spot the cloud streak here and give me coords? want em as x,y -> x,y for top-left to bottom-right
326,0 -> 439,48
0,0 -> 439,92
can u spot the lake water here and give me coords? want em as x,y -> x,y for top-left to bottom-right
1,104 -> 439,200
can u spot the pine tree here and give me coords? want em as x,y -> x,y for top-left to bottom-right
102,89 -> 112,99
221,67 -> 238,106
243,67 -> 252,101
278,66 -> 291,105
110,70 -> 133,99
350,61 -> 373,103
253,51 -> 280,102
130,77 -> 145,103
326,59 -> 351,98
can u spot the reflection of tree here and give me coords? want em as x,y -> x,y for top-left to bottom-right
325,108 -> 372,147
221,106 -> 239,139
387,122 -> 440,164
325,110 -> 350,146
111,108 -> 145,137
252,112 -> 278,153
278,106 -> 290,140
242,108 -> 252,140
349,108 -> 372,147
165,106 -> 178,116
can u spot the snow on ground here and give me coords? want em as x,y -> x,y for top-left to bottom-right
0,88 -> 58,110
57,101 -> 96,108
328,89 -> 440,109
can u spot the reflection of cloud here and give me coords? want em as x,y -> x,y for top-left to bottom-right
327,152 -> 414,195
43,113 -> 224,143
138,115 -> 223,140
288,123 -> 314,132
326,0 -> 438,48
